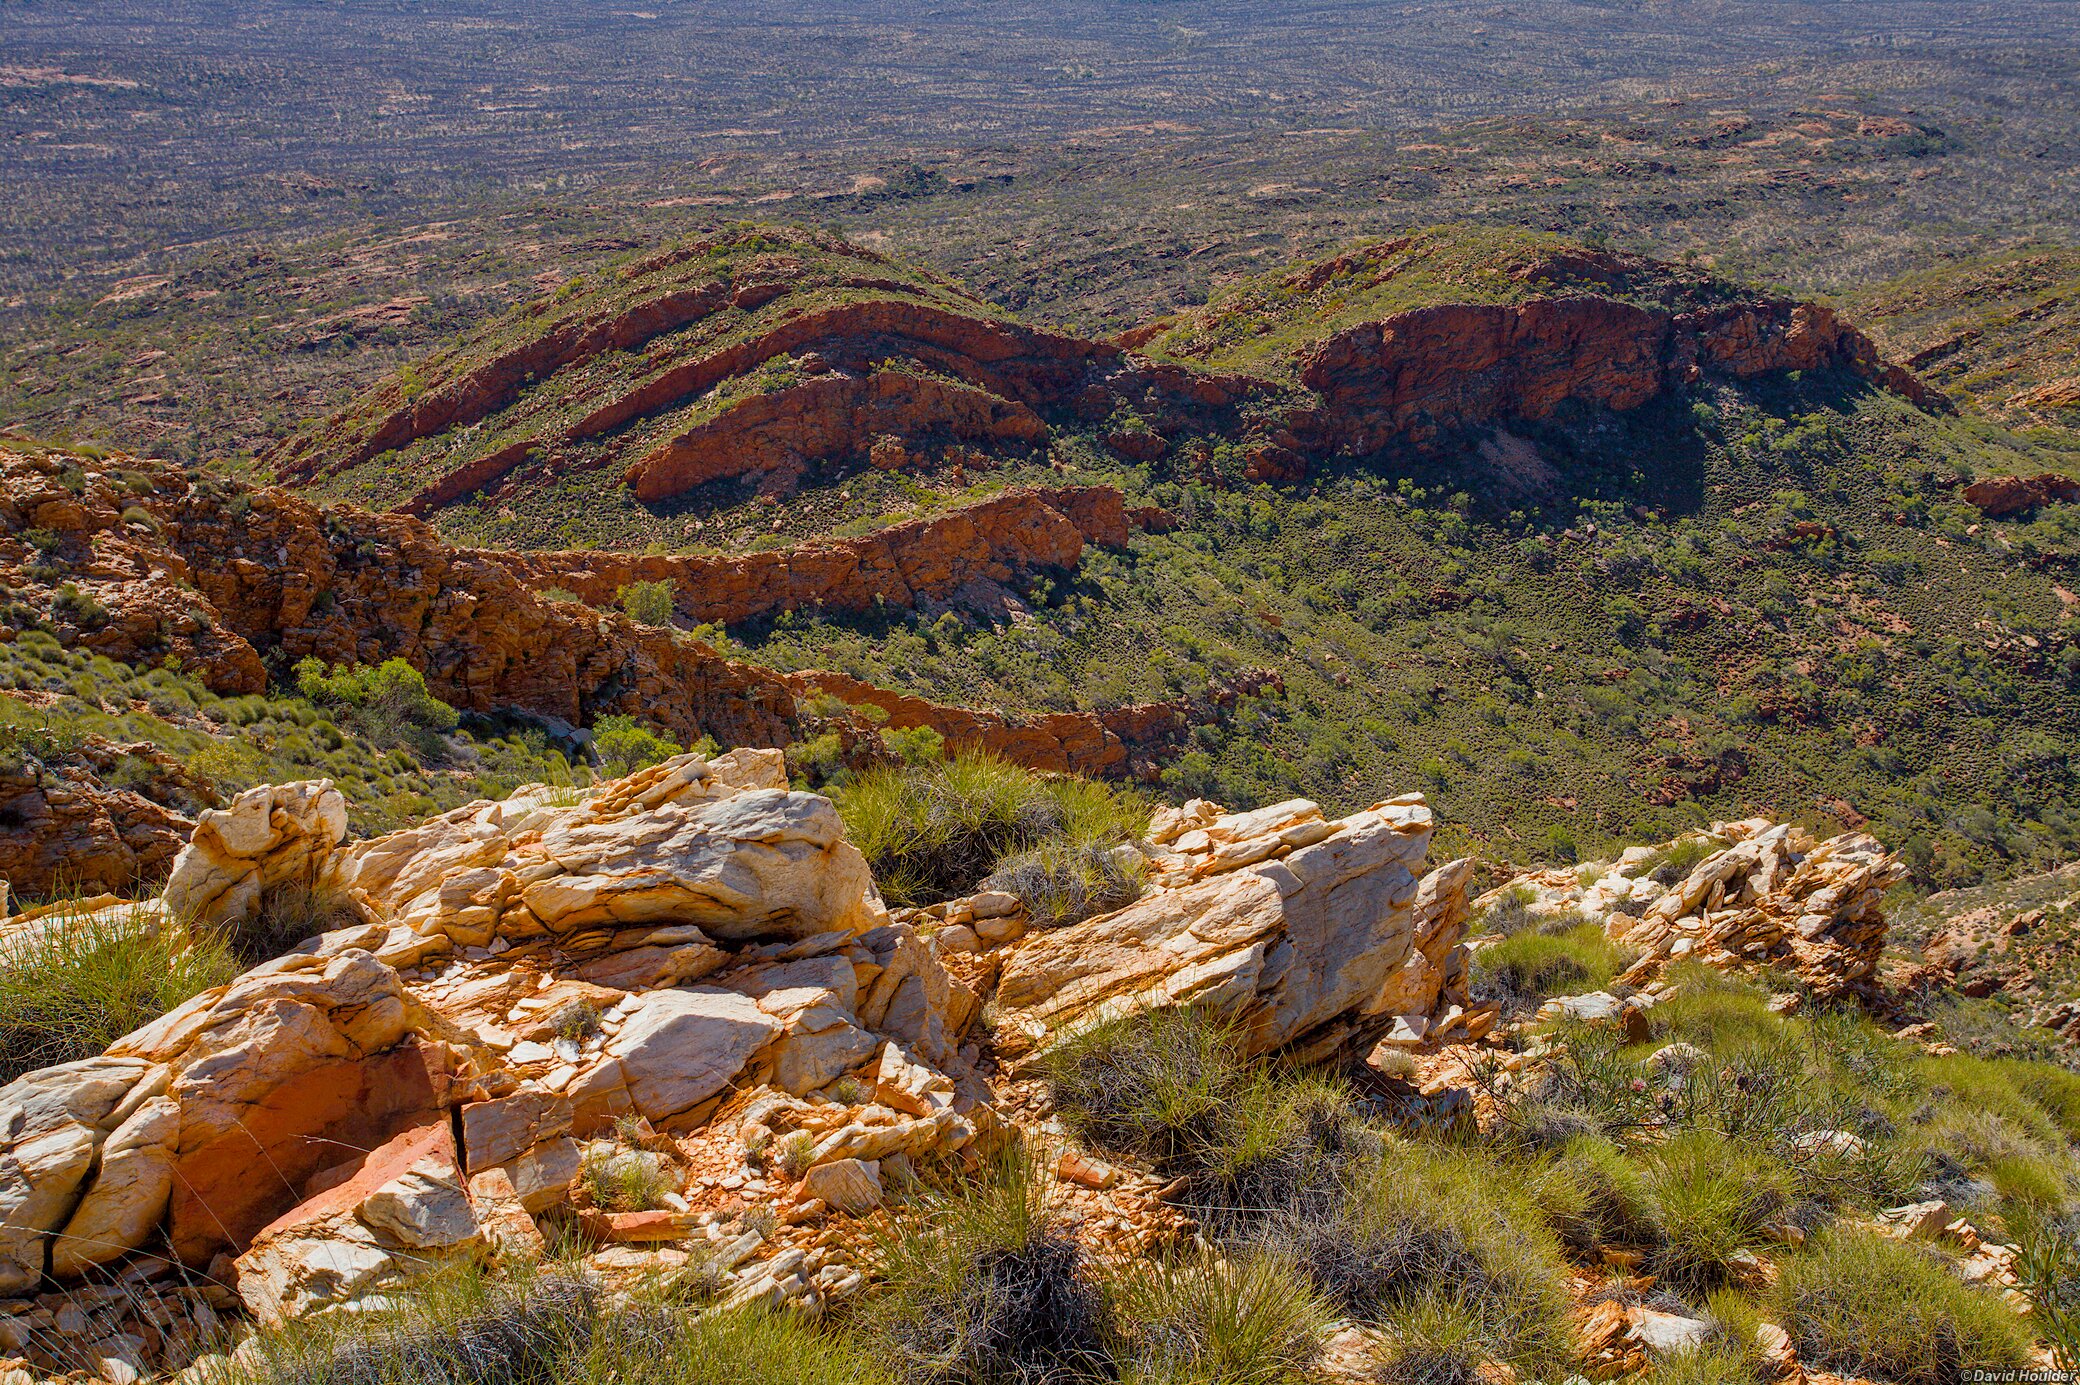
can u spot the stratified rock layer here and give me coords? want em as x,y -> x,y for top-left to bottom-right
0,450 -> 1207,785
1474,818 -> 1909,996
1298,297 -> 1933,455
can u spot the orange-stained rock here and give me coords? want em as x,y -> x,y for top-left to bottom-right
1299,296 -> 1933,457
489,485 -> 1127,626
0,454 -> 1211,787
1963,471 -> 2080,518
627,371 -> 1047,502
0,758 -> 193,896
168,1038 -> 464,1263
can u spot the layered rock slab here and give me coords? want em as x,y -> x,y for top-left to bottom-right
992,794 -> 1471,1060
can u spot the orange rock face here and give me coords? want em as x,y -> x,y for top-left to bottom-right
0,453 -> 1218,800
626,371 -> 1048,502
1298,296 -> 1935,455
783,667 -> 1281,781
490,485 -> 1126,626
1962,471 -> 2080,518
169,1039 -> 463,1263
0,760 -> 192,896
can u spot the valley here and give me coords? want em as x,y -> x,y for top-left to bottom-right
5,3 -> 2080,1381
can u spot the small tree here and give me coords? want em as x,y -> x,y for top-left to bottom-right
617,580 -> 676,627
294,656 -> 458,755
591,714 -> 685,779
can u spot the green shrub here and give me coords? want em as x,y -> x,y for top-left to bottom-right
1648,1345 -> 1766,1385
1470,922 -> 1632,1011
832,751 -> 1144,905
579,1144 -> 674,1213
217,881 -> 358,964
1108,1251 -> 1328,1385
1647,962 -> 1784,1053
591,713 -> 686,780
2013,1208 -> 2080,1368
1776,1229 -> 2033,1384
1261,1142 -> 1571,1376
293,656 -> 459,752
883,723 -> 948,766
618,579 -> 677,626
983,840 -> 1146,928
862,1146 -> 1111,1384
1045,1007 -> 1243,1172
0,907 -> 239,1082
1530,1134 -> 1659,1254
1643,1130 -> 1793,1291
50,581 -> 108,629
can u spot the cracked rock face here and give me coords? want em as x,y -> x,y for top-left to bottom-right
1474,817 -> 1909,997
991,793 -> 1472,1061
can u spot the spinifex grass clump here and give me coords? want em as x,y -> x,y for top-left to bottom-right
832,751 -> 1145,908
1107,1251 -> 1329,1385
1042,1008 -> 1571,1380
1777,1229 -> 2034,1384
983,840 -> 1146,929
1470,920 -> 1634,1013
861,1147 -> 1111,1384
0,904 -> 239,1082
1253,1142 -> 1574,1381
227,1261 -> 895,1385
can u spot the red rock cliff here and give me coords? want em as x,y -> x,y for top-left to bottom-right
486,485 -> 1127,626
1297,296 -> 1935,454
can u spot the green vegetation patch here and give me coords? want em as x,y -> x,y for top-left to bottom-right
0,903 -> 239,1082
828,750 -> 1146,909
1138,225 -> 1737,379
0,633 -> 586,848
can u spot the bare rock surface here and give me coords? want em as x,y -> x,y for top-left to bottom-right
1473,817 -> 1909,996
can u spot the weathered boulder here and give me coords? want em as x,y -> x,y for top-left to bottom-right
328,753 -> 886,947
233,1121 -> 477,1323
0,1059 -> 168,1293
161,781 -> 348,929
992,794 -> 1469,1059
579,988 -> 781,1129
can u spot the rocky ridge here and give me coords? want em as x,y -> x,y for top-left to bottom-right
0,451 -> 1228,769
1293,295 -> 1934,457
486,484 -> 1132,627
0,760 -> 1470,1376
266,228 -> 1934,525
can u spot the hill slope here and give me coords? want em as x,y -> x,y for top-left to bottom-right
245,228 -> 2080,887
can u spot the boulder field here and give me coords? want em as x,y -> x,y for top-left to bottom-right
0,754 -> 1481,1365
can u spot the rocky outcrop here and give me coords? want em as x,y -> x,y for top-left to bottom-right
0,755 -> 983,1302
991,794 -> 1474,1061
488,485 -> 1128,627
0,758 -> 194,899
1475,818 -> 1909,997
783,667 -> 1282,781
626,370 -> 1048,503
1,760 -> 1484,1340
269,280 -> 736,482
161,780 -> 348,929
0,453 -> 1212,783
1298,297 -> 1935,455
1962,471 -> 2080,518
